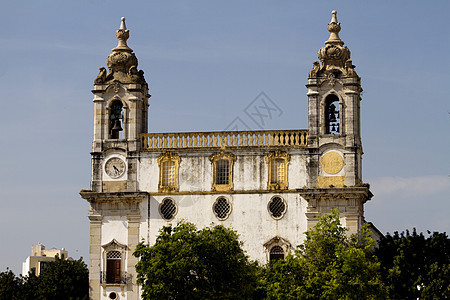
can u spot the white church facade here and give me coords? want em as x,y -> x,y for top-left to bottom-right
81,11 -> 375,300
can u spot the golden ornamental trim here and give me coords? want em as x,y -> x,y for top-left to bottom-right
209,151 -> 236,192
157,152 -> 181,193
266,151 -> 290,191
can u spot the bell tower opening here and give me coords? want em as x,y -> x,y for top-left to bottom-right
325,94 -> 340,134
109,100 -> 123,139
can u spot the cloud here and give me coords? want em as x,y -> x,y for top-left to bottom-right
369,175 -> 449,197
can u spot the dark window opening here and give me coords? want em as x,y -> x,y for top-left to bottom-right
268,197 -> 286,219
213,197 -> 231,220
160,198 -> 177,220
109,101 -> 123,139
106,251 -> 121,284
216,160 -> 229,185
325,95 -> 340,134
270,246 -> 285,261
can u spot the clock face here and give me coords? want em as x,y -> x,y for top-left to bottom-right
105,157 -> 126,179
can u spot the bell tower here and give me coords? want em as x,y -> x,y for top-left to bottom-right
302,11 -> 371,234
306,10 -> 363,188
81,18 -> 150,300
90,17 -> 150,193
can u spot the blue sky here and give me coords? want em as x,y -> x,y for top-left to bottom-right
1,1 -> 449,274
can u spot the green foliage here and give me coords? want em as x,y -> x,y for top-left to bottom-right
0,268 -> 23,300
375,229 -> 450,299
134,221 -> 259,299
0,257 -> 88,300
33,256 -> 89,300
263,209 -> 386,299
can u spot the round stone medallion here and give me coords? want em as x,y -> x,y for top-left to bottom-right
320,152 -> 343,175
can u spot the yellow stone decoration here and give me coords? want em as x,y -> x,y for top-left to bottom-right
321,152 -> 343,175
318,176 -> 345,188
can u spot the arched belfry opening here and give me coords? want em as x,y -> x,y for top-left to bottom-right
325,94 -> 340,134
109,100 -> 123,139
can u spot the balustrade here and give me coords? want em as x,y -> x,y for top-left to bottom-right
140,130 -> 308,150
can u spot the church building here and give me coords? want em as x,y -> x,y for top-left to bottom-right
81,11 -> 375,300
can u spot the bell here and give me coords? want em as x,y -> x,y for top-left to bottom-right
112,119 -> 123,131
331,124 -> 336,132
329,113 -> 337,123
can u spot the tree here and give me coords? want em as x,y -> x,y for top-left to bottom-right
30,256 -> 89,300
375,229 -> 450,299
134,221 -> 259,299
0,268 -> 23,300
0,256 -> 89,300
263,209 -> 386,299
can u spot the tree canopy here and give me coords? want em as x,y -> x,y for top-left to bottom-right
134,222 -> 259,299
0,256 -> 88,300
262,209 -> 386,299
375,229 -> 450,299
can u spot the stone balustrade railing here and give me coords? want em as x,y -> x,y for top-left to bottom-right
140,130 -> 308,150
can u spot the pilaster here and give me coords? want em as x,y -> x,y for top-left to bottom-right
88,215 -> 103,300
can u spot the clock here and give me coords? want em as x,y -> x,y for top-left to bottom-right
105,157 -> 126,179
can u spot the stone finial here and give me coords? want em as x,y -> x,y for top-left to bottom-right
113,17 -> 132,52
325,10 -> 344,46
119,17 -> 127,30
316,10 -> 351,71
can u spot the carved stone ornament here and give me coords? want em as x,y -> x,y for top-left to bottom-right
209,151 -> 236,163
113,81 -> 121,93
94,17 -> 146,85
309,61 -> 321,78
345,59 -> 358,78
94,67 -> 107,84
317,11 -> 352,71
328,73 -> 336,86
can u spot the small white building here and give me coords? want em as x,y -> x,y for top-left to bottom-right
22,243 -> 68,276
81,11 -> 377,300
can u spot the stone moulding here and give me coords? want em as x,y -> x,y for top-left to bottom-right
80,191 -> 149,215
298,186 -> 373,218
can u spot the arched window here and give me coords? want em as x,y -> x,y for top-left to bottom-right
269,245 -> 285,261
325,94 -> 340,134
109,100 -> 123,139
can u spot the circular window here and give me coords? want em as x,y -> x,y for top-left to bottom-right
268,196 -> 286,219
213,197 -> 231,220
159,198 -> 177,220
109,291 -> 118,299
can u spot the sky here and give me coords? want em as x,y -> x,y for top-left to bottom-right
0,0 -> 449,275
